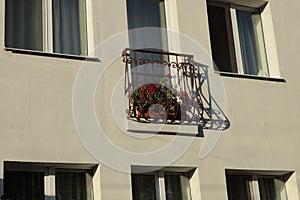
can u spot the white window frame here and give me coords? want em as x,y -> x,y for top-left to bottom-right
230,7 -> 245,74
230,5 -> 269,77
226,169 -> 300,200
207,0 -> 281,78
3,162 -> 99,200
131,167 -> 201,200
5,0 -> 95,57
43,0 -> 92,56
164,0 -> 181,53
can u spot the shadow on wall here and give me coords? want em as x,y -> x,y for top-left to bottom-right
195,62 -> 230,137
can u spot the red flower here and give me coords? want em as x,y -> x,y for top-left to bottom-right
141,94 -> 146,101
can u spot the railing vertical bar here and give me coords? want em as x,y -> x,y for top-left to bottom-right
133,51 -> 138,118
168,55 -> 172,87
124,51 -> 129,95
151,51 -> 155,83
134,51 -> 139,89
160,54 -> 164,83
165,55 -> 168,117
124,51 -> 130,118
176,55 -> 180,89
143,52 -> 146,85
188,57 -> 196,119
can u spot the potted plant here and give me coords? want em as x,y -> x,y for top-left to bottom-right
130,74 -> 185,120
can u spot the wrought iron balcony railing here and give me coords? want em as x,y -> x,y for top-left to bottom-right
122,48 -> 204,124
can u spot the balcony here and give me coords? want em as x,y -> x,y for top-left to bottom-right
122,48 -> 204,125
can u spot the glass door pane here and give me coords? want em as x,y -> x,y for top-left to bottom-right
126,0 -> 169,98
126,0 -> 168,50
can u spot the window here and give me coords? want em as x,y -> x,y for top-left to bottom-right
226,170 -> 294,200
5,0 -> 88,56
207,1 -> 269,77
3,162 -> 95,200
131,170 -> 194,200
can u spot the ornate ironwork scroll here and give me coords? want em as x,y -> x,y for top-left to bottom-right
122,48 -> 204,124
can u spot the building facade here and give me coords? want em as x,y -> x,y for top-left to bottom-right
0,0 -> 300,199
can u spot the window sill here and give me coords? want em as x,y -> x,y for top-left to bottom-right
216,71 -> 286,83
4,48 -> 100,62
127,119 -> 202,137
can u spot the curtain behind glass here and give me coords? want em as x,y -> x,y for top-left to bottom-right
164,173 -> 192,200
258,177 -> 288,200
126,0 -> 168,50
56,171 -> 88,200
259,178 -> 275,200
236,11 -> 259,75
5,0 -> 42,51
132,174 -> 157,200
3,171 -> 44,200
53,0 -> 86,55
226,174 -> 252,200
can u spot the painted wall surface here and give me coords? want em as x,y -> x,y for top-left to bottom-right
0,0 -> 300,199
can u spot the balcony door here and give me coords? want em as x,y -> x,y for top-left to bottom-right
126,0 -> 170,92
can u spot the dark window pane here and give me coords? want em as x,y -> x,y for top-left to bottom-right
131,174 -> 157,200
5,0 -> 42,51
165,173 -> 191,200
207,5 -> 237,73
226,174 -> 251,200
56,170 -> 88,200
4,171 -> 44,200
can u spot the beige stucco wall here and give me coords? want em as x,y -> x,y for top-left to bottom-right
0,0 -> 300,199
